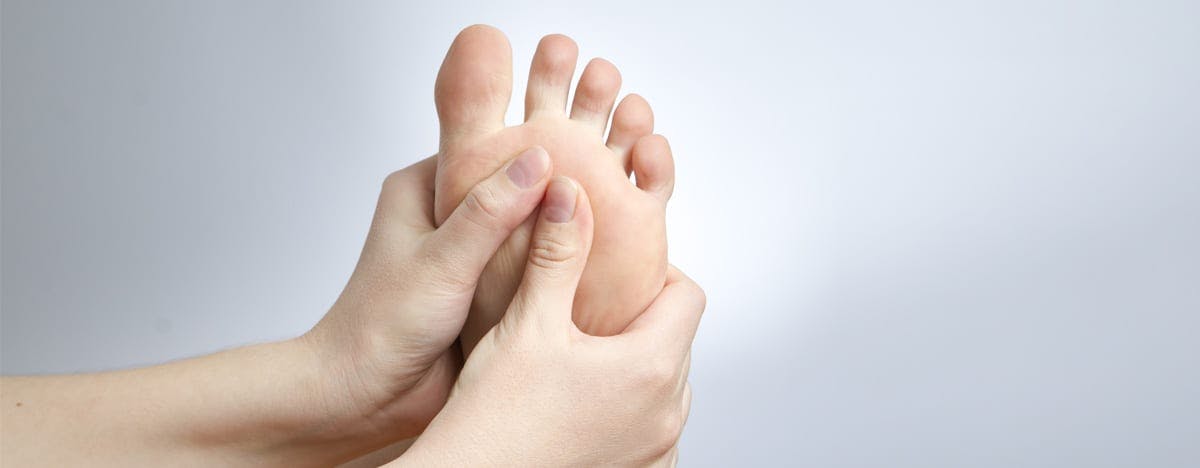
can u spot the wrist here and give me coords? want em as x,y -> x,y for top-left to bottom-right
278,333 -> 404,449
297,318 -> 457,449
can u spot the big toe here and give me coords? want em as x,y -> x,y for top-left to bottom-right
435,25 -> 513,142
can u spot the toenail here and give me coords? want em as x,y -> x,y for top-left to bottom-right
507,146 -> 549,188
543,177 -> 577,223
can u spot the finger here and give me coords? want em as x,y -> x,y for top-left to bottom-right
668,383 -> 692,468
652,444 -> 680,468
376,156 -> 439,232
623,265 -> 706,356
505,176 -> 594,328
680,381 -> 693,428
421,147 -> 552,290
676,351 -> 692,394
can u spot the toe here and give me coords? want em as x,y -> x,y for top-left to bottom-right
435,25 -> 512,143
569,58 -> 622,134
606,94 -> 655,173
631,134 -> 675,202
524,34 -> 579,120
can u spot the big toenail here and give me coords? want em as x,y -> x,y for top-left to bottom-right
507,146 -> 549,188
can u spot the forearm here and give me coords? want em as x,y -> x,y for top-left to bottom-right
0,338 -> 395,467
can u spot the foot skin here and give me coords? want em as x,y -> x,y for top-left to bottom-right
433,25 -> 674,353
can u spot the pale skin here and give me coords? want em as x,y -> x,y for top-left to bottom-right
0,148 -> 703,466
2,24 -> 698,466
433,26 -> 675,354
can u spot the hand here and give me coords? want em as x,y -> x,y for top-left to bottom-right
396,177 -> 705,467
0,147 -> 564,467
0,147 -> 701,468
301,147 -> 555,443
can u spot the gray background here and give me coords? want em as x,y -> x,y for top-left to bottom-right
3,1 -> 1199,466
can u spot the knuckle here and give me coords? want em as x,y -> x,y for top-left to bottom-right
653,358 -> 680,388
676,278 -> 707,312
647,412 -> 683,457
692,284 -> 707,312
378,171 -> 405,203
663,412 -> 686,447
461,183 -> 507,229
526,233 -> 578,270
381,169 -> 410,193
634,357 -> 678,391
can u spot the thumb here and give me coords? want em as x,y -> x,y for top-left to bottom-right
421,146 -> 551,289
505,176 -> 594,329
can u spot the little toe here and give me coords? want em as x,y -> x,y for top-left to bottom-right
631,134 -> 675,202
569,58 -> 622,135
524,34 -> 579,120
435,25 -> 513,142
606,94 -> 655,173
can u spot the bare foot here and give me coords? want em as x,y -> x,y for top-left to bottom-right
433,25 -> 674,353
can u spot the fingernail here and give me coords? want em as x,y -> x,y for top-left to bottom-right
543,177 -> 577,223
506,146 -> 549,188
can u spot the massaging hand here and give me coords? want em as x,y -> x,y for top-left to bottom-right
0,147 -> 557,467
1,146 -> 704,467
303,146 -> 557,442
394,174 -> 705,467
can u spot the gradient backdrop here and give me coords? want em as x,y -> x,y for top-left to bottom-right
3,1 -> 1199,466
